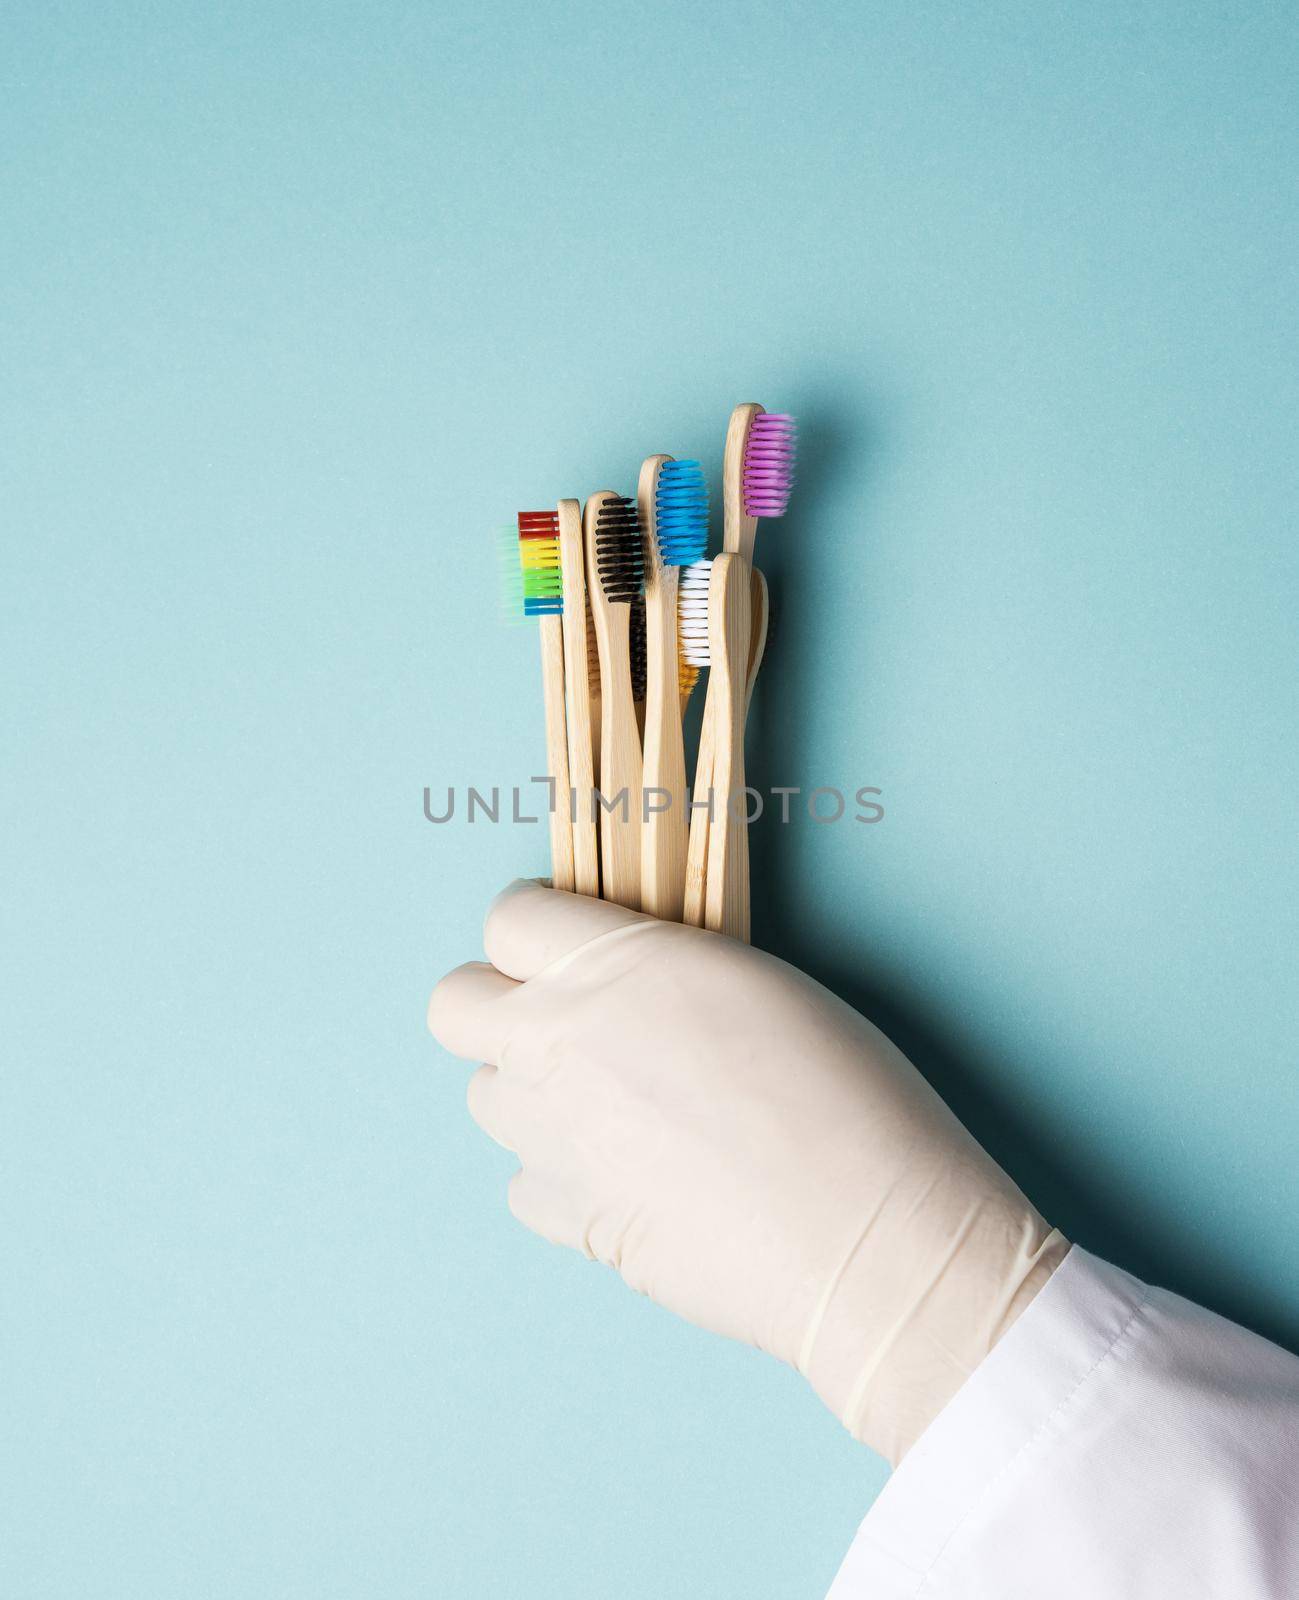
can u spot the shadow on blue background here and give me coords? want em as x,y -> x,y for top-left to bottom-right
750,392 -> 1299,1358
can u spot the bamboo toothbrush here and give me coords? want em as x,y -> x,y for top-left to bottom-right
684,405 -> 796,929
679,559 -> 768,932
638,453 -> 709,920
516,512 -> 576,892
556,498 -> 600,898
586,603 -> 601,789
746,566 -> 770,714
702,554 -> 752,937
583,490 -> 645,909
683,560 -> 769,715
630,596 -> 647,744
677,561 -> 759,720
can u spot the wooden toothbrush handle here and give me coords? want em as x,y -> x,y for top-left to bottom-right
682,687 -> 716,927
704,555 -> 752,939
539,615 -> 575,893
597,606 -> 643,911
745,566 -> 770,716
557,498 -> 598,897
641,569 -> 687,921
683,563 -> 768,929
723,403 -> 762,560
688,401 -> 766,922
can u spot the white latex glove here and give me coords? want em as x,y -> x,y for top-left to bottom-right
429,880 -> 1068,1463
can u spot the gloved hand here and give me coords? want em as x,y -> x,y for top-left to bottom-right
429,880 -> 1068,1463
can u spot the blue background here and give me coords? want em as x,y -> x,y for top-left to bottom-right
4,2 -> 1297,1595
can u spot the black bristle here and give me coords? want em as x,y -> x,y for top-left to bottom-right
595,495 -> 644,604
629,597 -> 646,701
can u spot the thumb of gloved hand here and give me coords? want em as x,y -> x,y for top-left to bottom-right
429,880 -> 1067,1463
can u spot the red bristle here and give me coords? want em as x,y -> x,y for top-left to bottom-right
517,510 -> 560,539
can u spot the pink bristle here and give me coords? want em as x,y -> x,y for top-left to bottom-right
741,412 -> 797,517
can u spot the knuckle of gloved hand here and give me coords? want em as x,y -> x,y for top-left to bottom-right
506,1173 -> 578,1250
482,879 -> 539,958
507,1170 -> 543,1229
581,1206 -> 630,1269
465,1064 -> 496,1126
426,963 -> 476,1045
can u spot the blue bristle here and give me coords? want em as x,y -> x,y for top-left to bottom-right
522,598 -> 563,616
654,459 -> 709,566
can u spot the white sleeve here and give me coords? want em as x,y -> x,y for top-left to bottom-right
826,1245 -> 1299,1600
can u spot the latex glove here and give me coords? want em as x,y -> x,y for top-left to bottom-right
429,880 -> 1068,1463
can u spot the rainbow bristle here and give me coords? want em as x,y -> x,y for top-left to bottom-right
517,510 -> 563,616
655,459 -> 709,566
742,413 -> 797,517
677,559 -> 712,669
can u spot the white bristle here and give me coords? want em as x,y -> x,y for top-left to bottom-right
677,559 -> 712,667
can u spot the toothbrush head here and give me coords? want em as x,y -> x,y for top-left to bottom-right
654,459 -> 709,567
742,413 -> 797,518
517,510 -> 563,616
594,495 -> 645,603
677,558 -> 712,671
